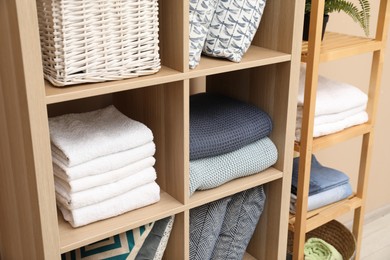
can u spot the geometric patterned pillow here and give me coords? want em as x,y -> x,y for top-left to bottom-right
189,0 -> 218,69
203,0 -> 267,62
61,222 -> 154,260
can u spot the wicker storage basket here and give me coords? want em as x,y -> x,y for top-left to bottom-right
288,220 -> 356,259
36,0 -> 161,86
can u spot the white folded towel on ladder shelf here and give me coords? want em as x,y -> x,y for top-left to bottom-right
52,142 -> 156,181
49,105 -> 153,167
58,181 -> 161,227
298,66 -> 368,115
56,167 -> 157,210
54,157 -> 156,193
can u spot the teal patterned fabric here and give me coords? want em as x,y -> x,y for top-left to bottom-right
61,222 -> 154,260
203,0 -> 267,62
189,0 -> 218,69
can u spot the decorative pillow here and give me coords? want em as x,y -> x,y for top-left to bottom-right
190,92 -> 272,160
211,186 -> 266,260
190,196 -> 232,260
135,216 -> 175,260
189,137 -> 277,195
203,0 -> 267,62
61,222 -> 154,260
189,0 -> 218,69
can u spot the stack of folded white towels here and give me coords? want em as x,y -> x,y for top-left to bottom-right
49,105 -> 160,227
296,66 -> 368,141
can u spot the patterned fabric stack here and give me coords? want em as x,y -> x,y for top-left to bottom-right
49,105 -> 160,227
189,0 -> 267,69
189,92 -> 278,195
190,186 -> 266,260
296,66 -> 368,141
62,216 -> 175,260
290,155 -> 353,214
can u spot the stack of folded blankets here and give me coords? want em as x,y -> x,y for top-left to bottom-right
295,66 -> 368,141
189,92 -> 278,196
290,155 -> 353,214
49,105 -> 160,227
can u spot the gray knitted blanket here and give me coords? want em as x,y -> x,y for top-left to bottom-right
189,137 -> 277,195
190,93 -> 272,160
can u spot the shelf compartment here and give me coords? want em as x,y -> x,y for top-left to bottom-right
301,32 -> 383,63
188,167 -> 283,209
58,191 -> 184,253
288,195 -> 362,233
294,123 -> 372,152
45,66 -> 184,104
243,252 -> 257,260
189,46 -> 291,78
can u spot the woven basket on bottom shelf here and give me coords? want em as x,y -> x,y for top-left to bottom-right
36,0 -> 161,87
288,220 -> 356,259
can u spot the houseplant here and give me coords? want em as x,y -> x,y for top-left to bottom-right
303,0 -> 370,40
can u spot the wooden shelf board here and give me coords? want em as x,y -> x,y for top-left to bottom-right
301,32 -> 383,63
295,123 -> 372,152
58,191 -> 184,253
45,66 -> 185,104
289,195 -> 362,233
188,167 -> 283,209
243,252 -> 257,260
188,46 -> 291,78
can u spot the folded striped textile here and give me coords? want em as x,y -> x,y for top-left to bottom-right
190,137 -> 277,195
49,105 -> 153,167
190,92 -> 272,160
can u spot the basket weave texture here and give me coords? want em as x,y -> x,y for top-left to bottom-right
37,0 -> 161,86
288,220 -> 356,259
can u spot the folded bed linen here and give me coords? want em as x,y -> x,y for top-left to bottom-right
190,92 -> 272,160
211,186 -> 266,260
58,181 -> 161,227
295,111 -> 368,141
290,182 -> 353,214
52,142 -> 155,181
56,167 -> 157,210
291,155 -> 350,196
304,237 -> 343,260
190,137 -> 277,195
49,105 -> 153,167
296,104 -> 366,127
54,157 -> 156,193
190,196 -> 232,260
298,66 -> 368,116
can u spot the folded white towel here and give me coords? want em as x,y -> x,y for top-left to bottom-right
298,66 -> 368,115
56,167 -> 157,210
296,104 -> 366,127
295,111 -> 368,141
49,105 -> 153,167
54,157 -> 156,193
52,142 -> 155,181
58,181 -> 160,227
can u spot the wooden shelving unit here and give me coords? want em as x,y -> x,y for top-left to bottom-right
290,0 -> 390,259
0,0 -> 305,259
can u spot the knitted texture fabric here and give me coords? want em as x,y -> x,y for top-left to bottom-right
189,137 -> 277,195
211,186 -> 266,260
190,93 -> 272,160
190,196 -> 232,260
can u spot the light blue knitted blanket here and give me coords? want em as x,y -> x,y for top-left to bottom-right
190,137 -> 277,195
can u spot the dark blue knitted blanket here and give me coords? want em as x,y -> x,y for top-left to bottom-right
190,93 -> 272,160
